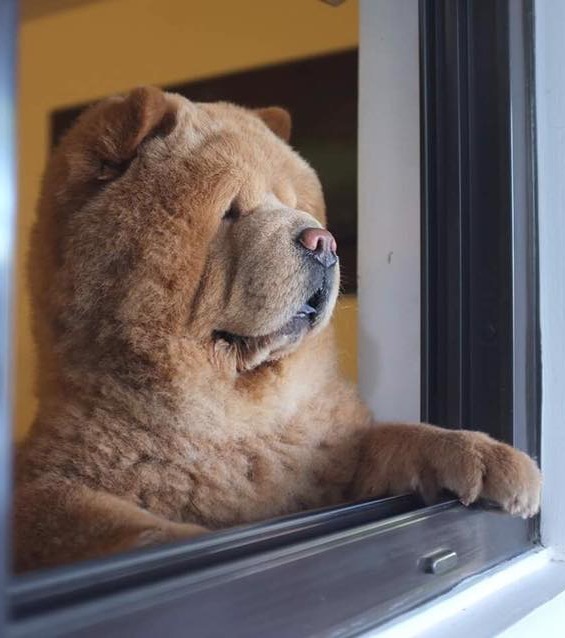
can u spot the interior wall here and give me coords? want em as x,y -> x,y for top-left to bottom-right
16,0 -> 359,440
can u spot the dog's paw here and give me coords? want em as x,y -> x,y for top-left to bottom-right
434,431 -> 541,518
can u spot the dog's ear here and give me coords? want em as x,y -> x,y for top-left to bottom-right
254,107 -> 292,142
47,87 -> 179,210
67,86 -> 177,183
92,86 -> 177,180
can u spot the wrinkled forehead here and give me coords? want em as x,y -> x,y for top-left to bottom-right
167,94 -> 325,218
170,95 -> 292,167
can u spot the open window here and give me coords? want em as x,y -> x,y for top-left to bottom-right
0,0 -> 545,635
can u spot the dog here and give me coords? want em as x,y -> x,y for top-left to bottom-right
14,87 -> 541,572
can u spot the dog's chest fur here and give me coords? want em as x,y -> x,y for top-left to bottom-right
17,381 -> 368,529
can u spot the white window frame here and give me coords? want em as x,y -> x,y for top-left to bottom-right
358,0 -> 565,634
358,0 -> 421,421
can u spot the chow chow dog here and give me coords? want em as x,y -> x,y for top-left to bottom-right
14,87 -> 541,572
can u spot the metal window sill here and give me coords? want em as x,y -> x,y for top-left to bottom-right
8,498 -> 536,638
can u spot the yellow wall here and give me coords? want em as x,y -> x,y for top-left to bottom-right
16,0 -> 359,439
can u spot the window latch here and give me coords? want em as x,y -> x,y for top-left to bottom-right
420,549 -> 459,575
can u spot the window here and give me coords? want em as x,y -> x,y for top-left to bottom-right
0,1 -> 548,636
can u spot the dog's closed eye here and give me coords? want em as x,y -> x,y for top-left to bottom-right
97,158 -> 131,181
222,203 -> 241,222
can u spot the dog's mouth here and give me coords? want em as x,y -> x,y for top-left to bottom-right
212,284 -> 330,369
282,285 -> 329,332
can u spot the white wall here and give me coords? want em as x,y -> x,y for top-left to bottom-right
358,0 -> 420,422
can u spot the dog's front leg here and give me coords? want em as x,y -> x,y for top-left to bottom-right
14,481 -> 207,572
350,423 -> 541,518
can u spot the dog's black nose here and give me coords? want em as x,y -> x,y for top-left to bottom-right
297,227 -> 338,268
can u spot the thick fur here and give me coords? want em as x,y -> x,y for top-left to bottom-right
14,87 -> 541,572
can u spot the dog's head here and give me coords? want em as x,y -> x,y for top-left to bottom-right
32,87 -> 340,382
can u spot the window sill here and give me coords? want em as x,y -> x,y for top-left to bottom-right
9,501 -> 535,637
366,549 -> 565,637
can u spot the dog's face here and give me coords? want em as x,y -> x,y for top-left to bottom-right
34,87 -> 340,375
